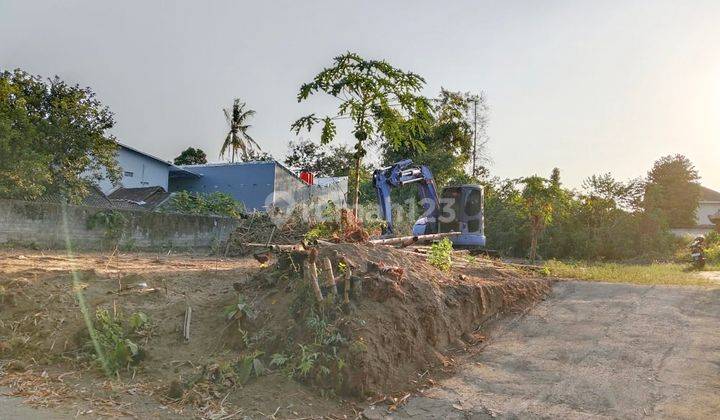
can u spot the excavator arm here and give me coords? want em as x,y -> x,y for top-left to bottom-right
372,159 -> 440,236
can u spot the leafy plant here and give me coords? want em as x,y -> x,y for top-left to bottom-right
91,308 -> 147,375
128,312 -> 149,331
293,344 -> 320,378
428,237 -> 453,272
162,191 -> 244,218
223,294 -> 255,321
234,350 -> 266,383
270,353 -> 289,368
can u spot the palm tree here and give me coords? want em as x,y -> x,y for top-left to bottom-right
220,99 -> 262,162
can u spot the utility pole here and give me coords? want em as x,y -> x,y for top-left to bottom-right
468,95 -> 479,177
472,97 -> 478,177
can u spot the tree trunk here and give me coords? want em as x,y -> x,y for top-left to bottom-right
529,232 -> 538,262
352,154 -> 361,217
529,216 -> 540,262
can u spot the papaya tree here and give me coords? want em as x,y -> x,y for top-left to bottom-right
291,52 -> 431,215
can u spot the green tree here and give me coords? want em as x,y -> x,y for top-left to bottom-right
173,147 -> 207,165
382,89 -> 485,188
221,99 -> 263,163
643,154 -> 701,227
0,69 -> 119,203
521,175 -> 558,261
582,172 -> 643,211
291,52 -> 431,215
284,138 -> 354,177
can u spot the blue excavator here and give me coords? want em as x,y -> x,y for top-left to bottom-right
372,159 -> 487,249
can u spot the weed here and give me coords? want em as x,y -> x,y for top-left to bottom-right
428,238 -> 453,272
270,353 -> 289,368
234,350 -> 266,383
91,308 -> 147,375
128,312 -> 149,331
293,344 -> 320,378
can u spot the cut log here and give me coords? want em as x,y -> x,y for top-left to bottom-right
322,257 -> 338,296
304,260 -> 324,303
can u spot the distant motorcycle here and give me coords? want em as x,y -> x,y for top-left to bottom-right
690,236 -> 706,270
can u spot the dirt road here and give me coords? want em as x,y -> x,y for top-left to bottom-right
376,281 -> 720,419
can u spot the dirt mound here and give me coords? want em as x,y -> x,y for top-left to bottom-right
304,243 -> 551,396
0,246 -> 550,417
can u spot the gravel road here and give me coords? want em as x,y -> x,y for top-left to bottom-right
370,280 -> 720,419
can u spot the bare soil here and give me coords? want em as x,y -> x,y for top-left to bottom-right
0,246 -> 549,418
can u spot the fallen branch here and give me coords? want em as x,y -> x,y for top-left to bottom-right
242,243 -> 308,252
183,306 -> 192,341
369,231 -> 461,246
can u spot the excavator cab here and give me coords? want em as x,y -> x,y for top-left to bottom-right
437,185 -> 486,248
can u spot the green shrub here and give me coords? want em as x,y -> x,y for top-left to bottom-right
706,244 -> 720,265
161,191 -> 244,218
706,231 -> 720,247
428,238 -> 453,272
90,308 -> 149,375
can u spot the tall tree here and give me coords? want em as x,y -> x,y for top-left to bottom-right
457,91 -> 489,178
0,69 -> 119,203
291,52 -> 431,215
582,173 -> 643,211
221,99 -> 262,163
382,88 -> 489,187
174,147 -> 207,165
284,138 -> 354,177
521,175 -> 558,261
643,154 -> 701,227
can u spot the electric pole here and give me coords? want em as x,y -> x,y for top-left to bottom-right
469,95 -> 479,177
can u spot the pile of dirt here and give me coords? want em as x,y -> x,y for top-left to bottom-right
297,243 -> 551,396
0,246 -> 550,417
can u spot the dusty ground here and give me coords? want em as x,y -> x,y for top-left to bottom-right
366,280 -> 720,419
0,250 -> 354,418
0,246 -> 547,419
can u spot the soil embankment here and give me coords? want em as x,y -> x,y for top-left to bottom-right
0,246 -> 550,418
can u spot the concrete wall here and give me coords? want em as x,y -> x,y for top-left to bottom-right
0,199 -> 239,250
97,147 -> 170,194
170,162 -> 277,212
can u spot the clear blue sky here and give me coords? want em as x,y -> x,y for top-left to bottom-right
2,0 -> 719,189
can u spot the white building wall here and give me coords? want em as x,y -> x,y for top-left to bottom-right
96,148 -> 170,194
696,202 -> 720,227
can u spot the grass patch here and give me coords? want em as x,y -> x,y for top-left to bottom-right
543,260 -> 717,286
